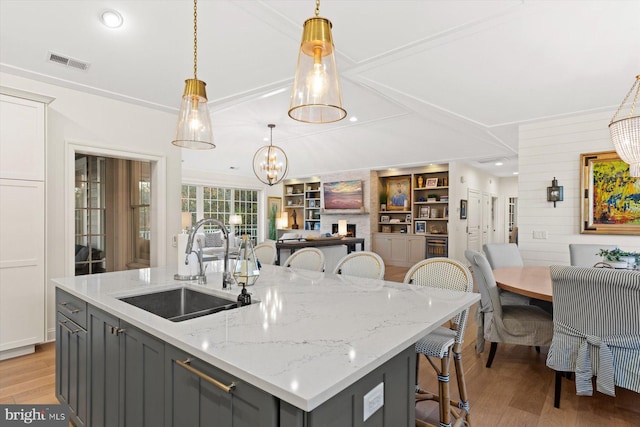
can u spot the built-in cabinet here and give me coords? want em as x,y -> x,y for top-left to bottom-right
0,90 -> 52,360
373,165 -> 449,266
283,177 -> 321,231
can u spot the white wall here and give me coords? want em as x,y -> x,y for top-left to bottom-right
518,111 -> 640,266
448,161 -> 502,263
0,72 -> 182,341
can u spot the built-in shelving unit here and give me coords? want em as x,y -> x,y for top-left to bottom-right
283,177 -> 321,231
373,165 -> 449,266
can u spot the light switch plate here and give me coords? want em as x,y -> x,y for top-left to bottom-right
363,382 -> 384,421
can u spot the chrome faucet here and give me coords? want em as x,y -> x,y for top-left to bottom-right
185,218 -> 234,288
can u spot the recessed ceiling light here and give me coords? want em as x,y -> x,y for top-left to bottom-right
349,116 -> 358,122
495,162 -> 504,166
513,172 -> 519,175
101,10 -> 123,29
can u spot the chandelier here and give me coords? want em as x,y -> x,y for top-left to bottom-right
171,0 -> 214,149
609,74 -> 640,176
288,0 -> 346,124
253,124 -> 289,186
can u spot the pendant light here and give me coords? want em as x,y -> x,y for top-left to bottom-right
172,0 -> 214,149
288,0 -> 346,124
253,124 -> 289,186
609,74 -> 640,176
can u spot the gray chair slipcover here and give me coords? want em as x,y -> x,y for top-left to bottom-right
483,243 -> 531,306
568,243 -> 618,267
547,265 -> 640,408
464,249 -> 553,364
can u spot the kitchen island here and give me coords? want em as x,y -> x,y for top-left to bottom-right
53,264 -> 479,426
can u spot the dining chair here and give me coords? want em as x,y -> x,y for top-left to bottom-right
482,243 -> 531,306
547,265 -> 640,408
253,242 -> 277,265
332,251 -> 385,279
568,243 -> 618,267
464,249 -> 553,368
283,247 -> 325,272
404,257 -> 474,427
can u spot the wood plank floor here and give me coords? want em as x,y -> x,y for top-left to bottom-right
0,265 -> 637,426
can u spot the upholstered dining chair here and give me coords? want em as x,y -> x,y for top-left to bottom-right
332,251 -> 385,280
403,257 -> 474,427
568,243 -> 618,267
283,248 -> 325,272
464,249 -> 553,368
482,243 -> 531,306
547,265 -> 640,408
253,242 -> 277,265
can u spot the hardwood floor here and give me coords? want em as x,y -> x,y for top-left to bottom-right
1,266 -> 637,426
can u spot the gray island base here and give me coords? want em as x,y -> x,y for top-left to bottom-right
53,264 -> 478,426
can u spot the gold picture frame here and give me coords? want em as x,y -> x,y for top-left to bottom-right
386,177 -> 411,211
580,151 -> 640,235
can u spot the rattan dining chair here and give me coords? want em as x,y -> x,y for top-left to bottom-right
464,249 -> 553,368
332,251 -> 385,279
253,242 -> 277,265
547,265 -> 640,408
404,257 -> 474,427
283,247 -> 325,272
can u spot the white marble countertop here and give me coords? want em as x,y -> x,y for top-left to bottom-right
52,264 -> 479,412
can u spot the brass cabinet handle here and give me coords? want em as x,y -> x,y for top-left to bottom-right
59,320 -> 82,335
59,302 -> 81,314
176,358 -> 236,393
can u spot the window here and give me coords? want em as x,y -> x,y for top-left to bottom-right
130,161 -> 151,266
181,185 -> 259,240
75,155 -> 106,275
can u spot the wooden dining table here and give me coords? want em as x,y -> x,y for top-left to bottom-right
492,266 -> 553,302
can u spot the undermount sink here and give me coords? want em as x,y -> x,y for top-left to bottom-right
119,288 -> 239,322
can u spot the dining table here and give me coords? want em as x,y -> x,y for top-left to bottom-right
492,265 -> 553,302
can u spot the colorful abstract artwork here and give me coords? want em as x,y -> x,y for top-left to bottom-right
581,151 -> 640,235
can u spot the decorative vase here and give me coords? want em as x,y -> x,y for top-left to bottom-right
418,176 -> 423,188
233,235 -> 260,286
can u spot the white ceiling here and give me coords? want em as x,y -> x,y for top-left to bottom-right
1,0 -> 638,178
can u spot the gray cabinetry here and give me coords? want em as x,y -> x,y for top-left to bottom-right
55,289 -> 87,427
119,321 -> 165,427
165,345 -> 278,427
87,306 -> 120,427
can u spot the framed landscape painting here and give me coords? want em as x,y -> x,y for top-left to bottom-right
580,151 -> 640,235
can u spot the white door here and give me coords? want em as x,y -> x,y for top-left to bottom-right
467,189 -> 481,251
482,192 -> 491,246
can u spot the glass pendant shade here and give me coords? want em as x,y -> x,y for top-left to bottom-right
288,16 -> 346,124
253,124 -> 289,186
172,79 -> 215,149
233,235 -> 260,287
609,75 -> 640,177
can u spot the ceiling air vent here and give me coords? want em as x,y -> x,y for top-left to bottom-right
47,52 -> 90,71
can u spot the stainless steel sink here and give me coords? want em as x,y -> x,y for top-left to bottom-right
119,288 -> 239,322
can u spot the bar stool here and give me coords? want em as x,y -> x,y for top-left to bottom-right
404,258 -> 474,427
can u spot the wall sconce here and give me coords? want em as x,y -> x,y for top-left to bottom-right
547,177 -> 563,208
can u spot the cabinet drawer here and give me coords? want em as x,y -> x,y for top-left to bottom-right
56,288 -> 87,329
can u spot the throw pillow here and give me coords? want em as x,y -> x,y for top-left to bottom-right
204,230 -> 223,247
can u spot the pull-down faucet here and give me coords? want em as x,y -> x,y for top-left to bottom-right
185,218 -> 234,288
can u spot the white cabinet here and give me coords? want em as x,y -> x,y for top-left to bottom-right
407,236 -> 426,264
0,94 -> 45,181
373,234 -> 426,267
0,92 -> 49,359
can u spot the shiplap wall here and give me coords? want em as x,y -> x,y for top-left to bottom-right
518,110 -> 640,266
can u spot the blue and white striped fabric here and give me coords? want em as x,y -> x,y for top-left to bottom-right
546,265 -> 640,397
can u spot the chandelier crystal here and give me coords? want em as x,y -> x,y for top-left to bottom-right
609,74 -> 640,176
253,124 -> 289,186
